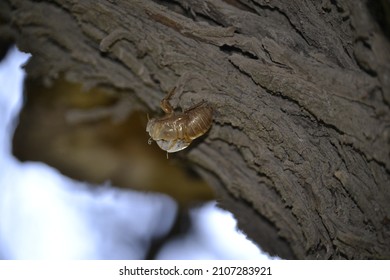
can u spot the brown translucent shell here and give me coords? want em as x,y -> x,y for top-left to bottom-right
146,88 -> 213,153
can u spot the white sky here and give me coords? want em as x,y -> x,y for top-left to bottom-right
0,47 -> 276,260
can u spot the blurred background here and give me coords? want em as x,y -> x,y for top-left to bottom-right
0,47 -> 276,259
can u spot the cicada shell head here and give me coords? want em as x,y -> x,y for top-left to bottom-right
146,118 -> 156,134
147,117 -> 177,139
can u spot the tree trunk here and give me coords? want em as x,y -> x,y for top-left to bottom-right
1,0 -> 389,259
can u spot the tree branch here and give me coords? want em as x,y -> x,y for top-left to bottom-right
2,0 -> 390,259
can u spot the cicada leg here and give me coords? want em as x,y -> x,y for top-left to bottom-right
160,87 -> 177,114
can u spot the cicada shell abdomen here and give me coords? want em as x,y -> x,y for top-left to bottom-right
184,103 -> 213,140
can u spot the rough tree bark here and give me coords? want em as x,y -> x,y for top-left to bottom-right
1,0 -> 389,259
